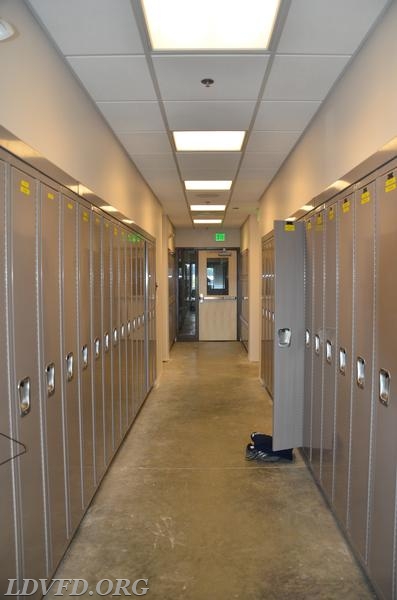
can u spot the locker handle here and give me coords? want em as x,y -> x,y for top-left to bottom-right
45,363 -> 55,397
82,345 -> 88,370
137,316 -> 141,328
339,348 -> 346,375
356,357 -> 365,389
66,352 -> 74,381
277,328 -> 291,348
18,377 -> 31,417
379,369 -> 391,407
314,334 -> 320,356
305,329 -> 310,348
142,314 -> 145,324
326,340 -> 332,364
121,323 -> 125,339
104,332 -> 110,353
113,327 -> 118,346
94,338 -> 101,359
133,319 -> 136,331
127,320 -> 131,337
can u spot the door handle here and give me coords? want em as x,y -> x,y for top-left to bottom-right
66,352 -> 74,381
379,369 -> 391,406
82,344 -> 88,369
339,347 -> 346,375
45,363 -> 55,396
18,377 -> 31,416
278,328 -> 291,347
94,337 -> 101,359
326,340 -> 332,364
356,356 -> 365,389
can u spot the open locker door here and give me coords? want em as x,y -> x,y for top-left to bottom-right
272,220 -> 305,451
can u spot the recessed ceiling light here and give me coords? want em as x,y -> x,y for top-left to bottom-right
301,204 -> 314,211
174,131 -> 245,152
141,0 -> 281,50
190,205 -> 226,211
193,219 -> 223,224
122,219 -> 135,224
100,205 -> 119,213
185,180 -> 232,191
0,19 -> 15,41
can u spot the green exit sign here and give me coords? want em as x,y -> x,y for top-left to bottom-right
215,232 -> 226,242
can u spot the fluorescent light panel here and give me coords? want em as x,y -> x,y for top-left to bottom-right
194,219 -> 222,224
174,131 -> 245,152
190,205 -> 226,211
141,0 -> 281,50
185,180 -> 232,191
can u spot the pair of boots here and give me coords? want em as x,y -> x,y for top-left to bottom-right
245,433 -> 294,462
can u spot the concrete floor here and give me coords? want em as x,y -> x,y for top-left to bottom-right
47,342 -> 375,599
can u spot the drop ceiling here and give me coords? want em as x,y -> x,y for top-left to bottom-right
26,0 -> 390,228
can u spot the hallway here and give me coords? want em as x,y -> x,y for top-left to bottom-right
46,342 -> 375,600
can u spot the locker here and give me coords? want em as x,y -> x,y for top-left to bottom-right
311,211 -> 325,479
126,235 -> 134,424
102,219 -> 114,462
334,191 -> 354,527
303,217 -> 314,461
137,239 -> 146,409
368,164 -> 397,600
112,224 -> 122,445
132,239 -> 140,417
321,203 -> 338,502
119,229 -> 128,435
92,213 -> 105,482
348,179 -> 376,563
40,183 -> 68,569
62,194 -> 83,529
269,239 -> 275,397
147,241 -> 156,389
0,160 -> 18,596
10,167 -> 47,589
78,206 -> 95,507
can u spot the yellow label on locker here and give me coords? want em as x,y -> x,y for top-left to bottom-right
96,217 -> 100,224
306,220 -> 312,231
82,211 -> 89,222
47,192 -> 55,200
67,202 -> 74,210
328,208 -> 335,221
361,190 -> 370,204
105,222 -> 109,228
114,227 -> 118,236
20,179 -> 31,196
284,223 -> 295,232
342,200 -> 350,213
316,214 -> 323,225
385,175 -> 397,193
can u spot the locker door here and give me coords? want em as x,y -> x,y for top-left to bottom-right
78,206 -> 95,507
312,211 -> 325,479
348,180 -> 375,563
102,219 -> 113,462
92,213 -> 105,482
10,167 -> 47,588
0,160 -> 18,596
126,234 -> 134,424
132,240 -> 139,418
321,204 -> 338,502
119,230 -> 128,435
112,224 -> 121,446
147,241 -> 156,389
273,221 -> 305,451
62,195 -> 83,530
303,217 -> 314,461
334,192 -> 354,527
368,165 -> 397,600
260,241 -> 266,385
138,239 -> 146,408
269,238 -> 275,397
40,183 -> 68,570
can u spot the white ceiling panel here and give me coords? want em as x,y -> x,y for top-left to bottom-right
96,102 -> 165,132
232,178 -> 272,201
163,101 -> 256,131
237,167 -> 278,183
186,190 -> 231,204
177,168 -> 239,181
67,56 -> 157,102
278,0 -> 389,54
118,132 -> 172,155
177,152 -> 241,177
240,152 -> 285,171
152,55 -> 270,100
132,154 -> 177,173
262,55 -> 350,101
254,101 -> 321,131
27,0 -> 144,55
246,131 -> 301,153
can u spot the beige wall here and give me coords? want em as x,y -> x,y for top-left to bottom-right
240,217 -> 261,362
175,228 -> 240,248
258,0 -> 397,235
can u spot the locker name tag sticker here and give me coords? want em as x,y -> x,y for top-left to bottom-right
67,202 -> 74,210
284,223 -> 295,232
360,189 -> 371,204
328,207 -> 335,220
114,227 -> 118,236
342,199 -> 350,213
385,174 -> 397,193
47,192 -> 55,200
316,214 -> 323,231
20,180 -> 31,196
306,220 -> 312,231
82,211 -> 89,222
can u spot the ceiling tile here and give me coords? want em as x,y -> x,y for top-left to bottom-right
27,0 -> 144,54
164,101 -> 256,130
240,153 -> 285,171
262,55 -> 350,101
67,56 -> 157,101
232,178 -> 272,202
186,190 -> 231,204
177,168 -> 239,181
153,55 -> 270,100
254,101 -> 320,130
237,167 -> 278,183
132,155 -> 178,173
118,132 -> 172,155
246,131 -> 301,153
278,0 -> 389,54
177,152 -> 241,177
96,102 -> 165,132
